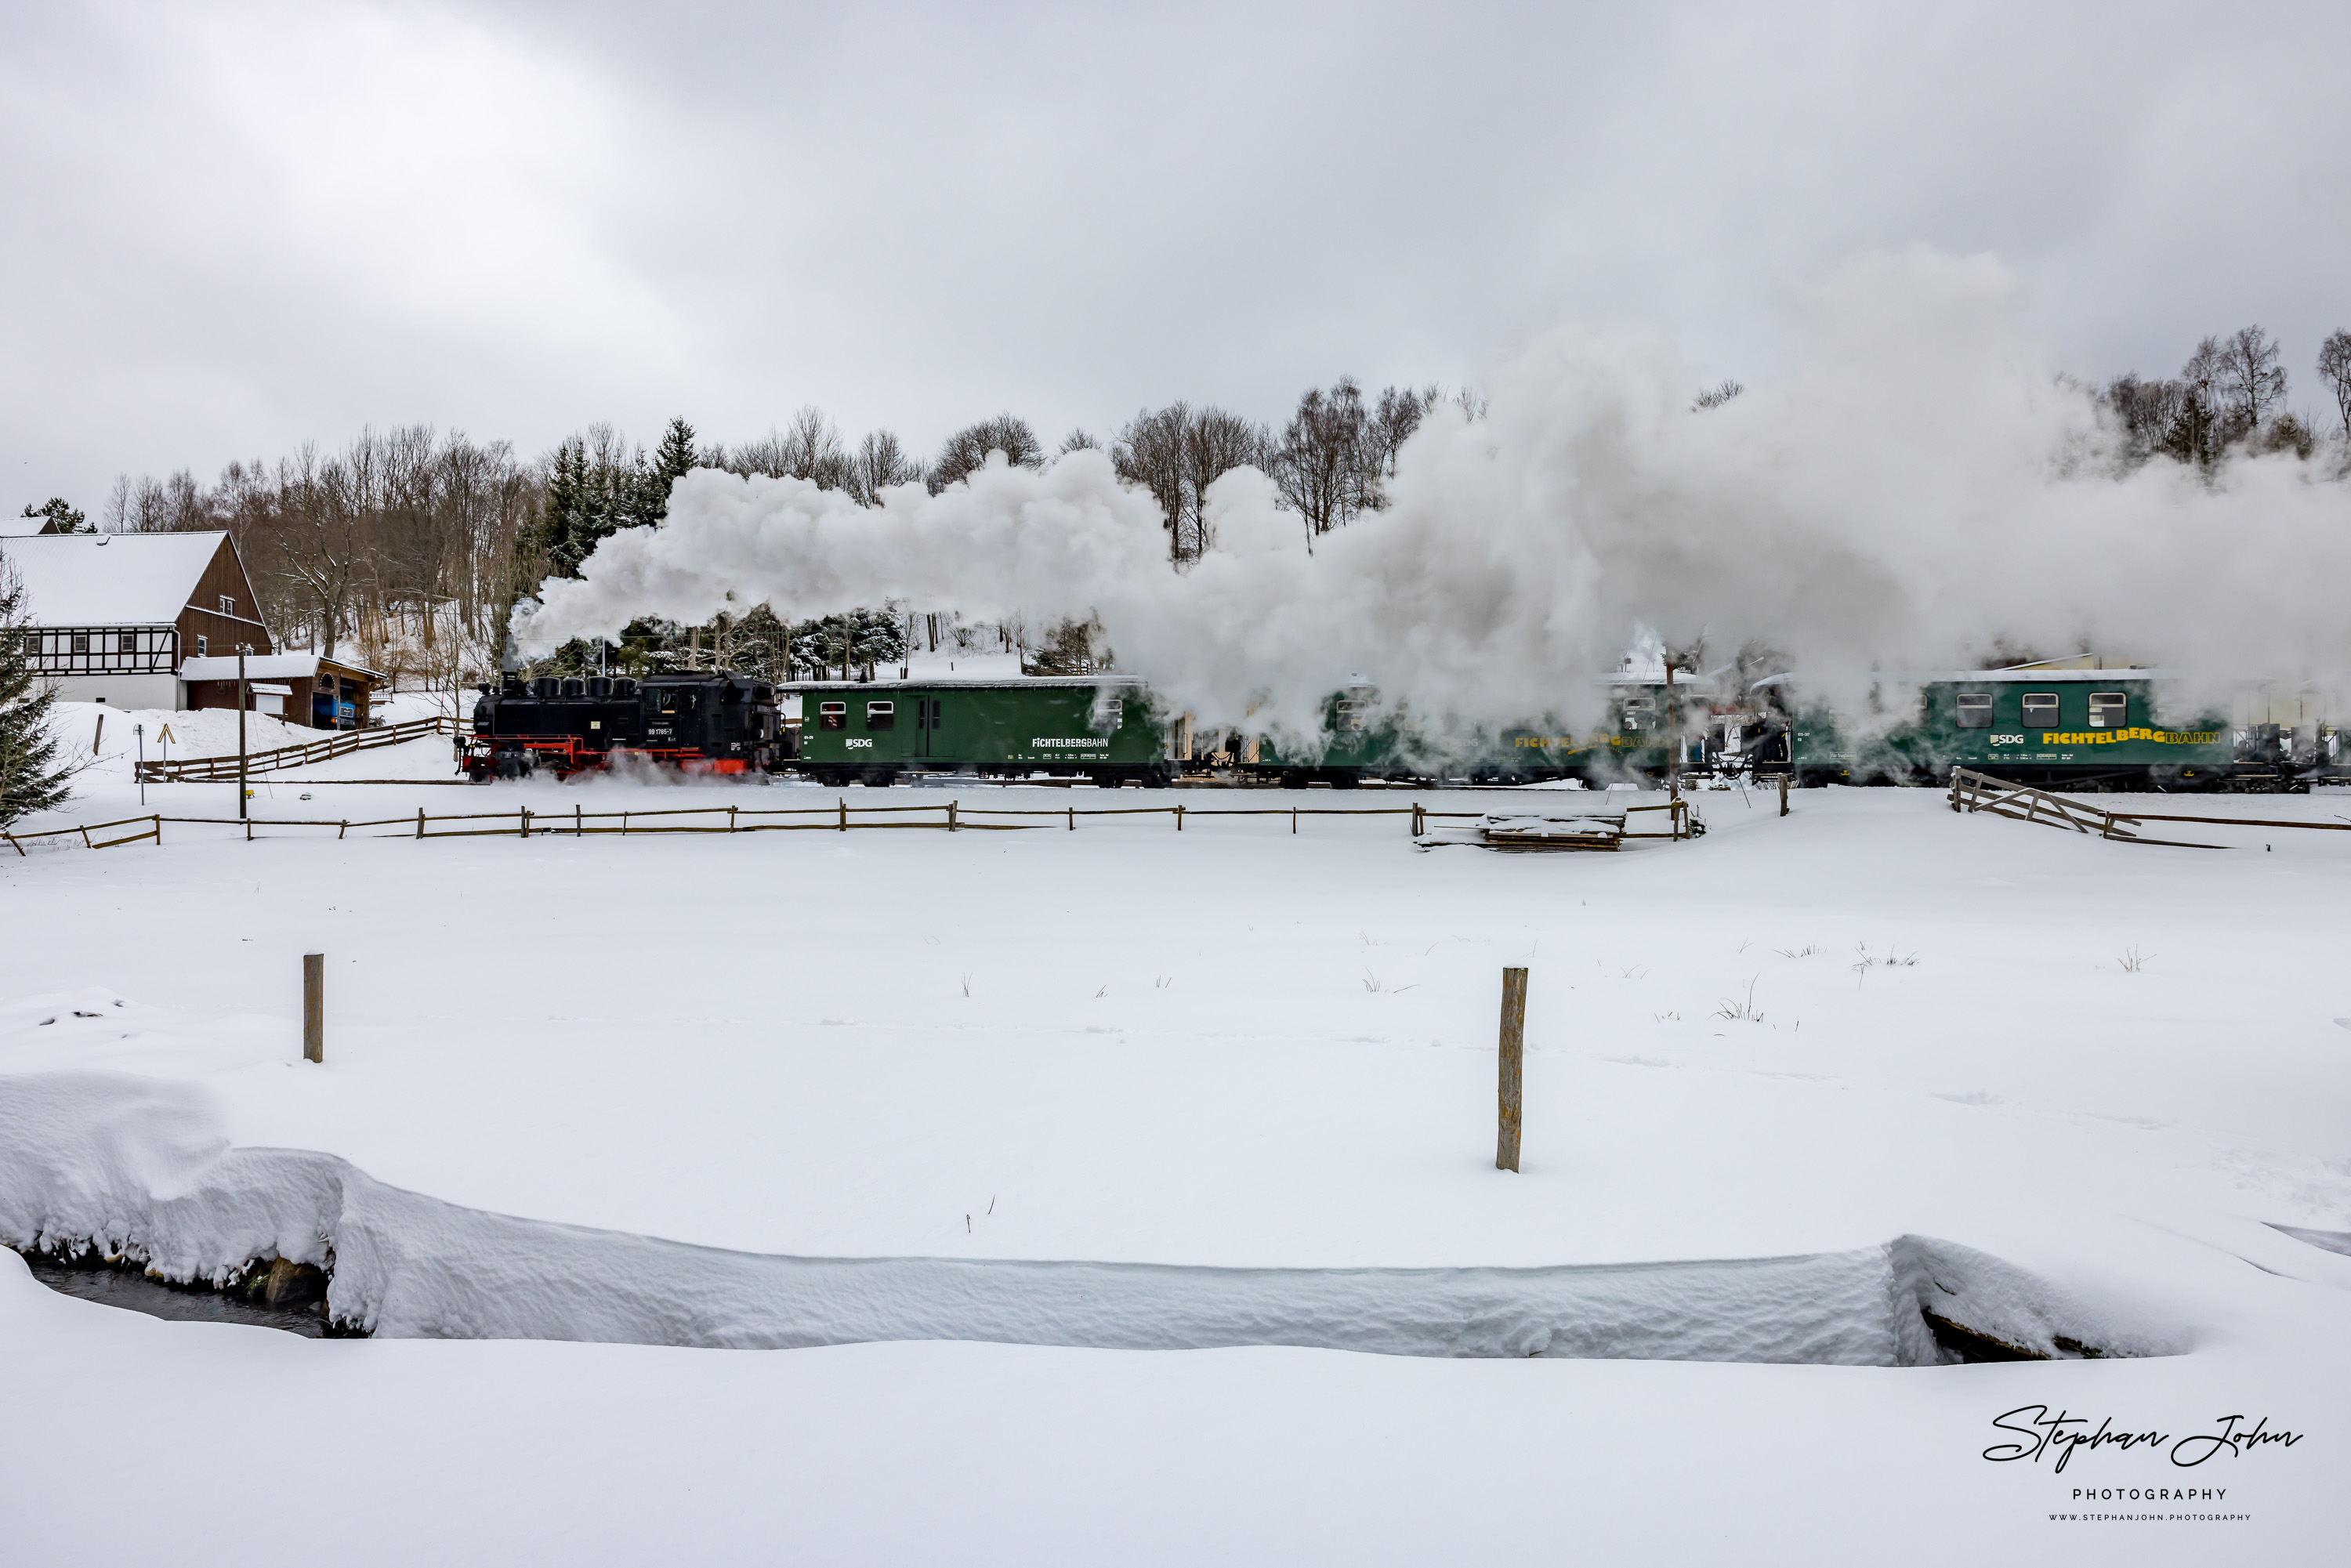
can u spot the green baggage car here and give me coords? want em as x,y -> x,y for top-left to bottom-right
784,678 -> 1170,786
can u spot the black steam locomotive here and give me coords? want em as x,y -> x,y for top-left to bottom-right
462,672 -> 783,780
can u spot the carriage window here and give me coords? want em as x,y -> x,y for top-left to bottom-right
866,701 -> 894,730
2088,692 -> 2128,730
1954,693 -> 1993,729
2021,692 -> 2059,729
1097,697 -> 1123,729
1621,695 -> 1657,730
1335,696 -> 1371,733
819,701 -> 847,730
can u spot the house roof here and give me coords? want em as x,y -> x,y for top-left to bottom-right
0,531 -> 234,625
179,654 -> 385,683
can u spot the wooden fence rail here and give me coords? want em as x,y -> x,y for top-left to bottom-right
8,794 -> 1703,853
136,715 -> 458,783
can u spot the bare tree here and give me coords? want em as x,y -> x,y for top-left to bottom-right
1363,385 -> 1438,488
2102,373 -> 2186,462
1692,379 -> 1744,411
272,442 -> 372,659
2171,337 -> 2226,467
927,414 -> 1045,492
1270,378 -> 1372,545
722,406 -> 853,489
1058,429 -> 1101,454
1179,407 -> 1270,553
846,429 -> 922,505
1112,403 -> 1189,559
2215,325 -> 2288,440
2318,329 -> 2351,439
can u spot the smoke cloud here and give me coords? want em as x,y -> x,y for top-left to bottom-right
514,248 -> 2351,741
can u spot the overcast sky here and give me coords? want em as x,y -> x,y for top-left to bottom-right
3,0 -> 2346,512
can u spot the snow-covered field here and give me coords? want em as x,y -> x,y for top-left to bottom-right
3,734 -> 2345,1562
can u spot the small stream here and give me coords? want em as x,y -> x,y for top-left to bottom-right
14,1249 -> 350,1338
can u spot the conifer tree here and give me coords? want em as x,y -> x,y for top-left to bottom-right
637,416 -> 700,527
0,556 -> 71,826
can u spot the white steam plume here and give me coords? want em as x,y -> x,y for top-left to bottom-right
514,248 -> 2351,738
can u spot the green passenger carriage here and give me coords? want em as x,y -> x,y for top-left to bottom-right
784,677 -> 1170,786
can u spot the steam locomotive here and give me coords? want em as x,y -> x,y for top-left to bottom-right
462,672 -> 782,780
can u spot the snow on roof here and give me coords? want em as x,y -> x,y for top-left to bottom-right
179,654 -> 385,683
0,531 -> 230,625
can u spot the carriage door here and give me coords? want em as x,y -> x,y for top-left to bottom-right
915,696 -> 937,759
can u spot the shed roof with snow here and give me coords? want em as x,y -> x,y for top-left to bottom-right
178,653 -> 385,683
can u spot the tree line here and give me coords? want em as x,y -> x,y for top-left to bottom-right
2097,324 -> 2351,468
24,375 -> 1470,689
20,329 -> 2348,696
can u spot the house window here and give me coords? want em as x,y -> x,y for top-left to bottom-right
72,632 -> 89,654
119,631 -> 139,655
2088,692 -> 2128,730
219,596 -> 235,616
819,701 -> 847,730
197,635 -> 208,657
1955,693 -> 1993,729
2021,692 -> 2059,729
866,701 -> 894,730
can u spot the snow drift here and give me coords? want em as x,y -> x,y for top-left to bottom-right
0,1072 -> 2178,1364
512,248 -> 2351,740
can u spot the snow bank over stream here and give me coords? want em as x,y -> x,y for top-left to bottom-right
0,1071 -> 2176,1363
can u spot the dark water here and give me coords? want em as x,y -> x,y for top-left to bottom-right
13,1249 -> 346,1337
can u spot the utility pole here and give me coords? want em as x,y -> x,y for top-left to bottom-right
237,643 -> 252,820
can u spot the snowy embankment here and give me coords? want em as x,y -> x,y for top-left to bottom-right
0,1073 -> 2169,1362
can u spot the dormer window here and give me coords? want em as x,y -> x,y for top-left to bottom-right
219,596 -> 235,616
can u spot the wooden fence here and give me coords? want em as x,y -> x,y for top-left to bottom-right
5,795 -> 1697,851
135,715 -> 459,783
1945,766 -> 2351,849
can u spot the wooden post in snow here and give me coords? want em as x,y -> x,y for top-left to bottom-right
1778,771 -> 1790,817
302,953 -> 324,1064
237,643 -> 252,822
1496,966 -> 1528,1172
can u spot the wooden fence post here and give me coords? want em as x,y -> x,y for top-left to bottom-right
838,798 -> 847,832
520,807 -> 531,839
726,806 -> 735,834
1496,966 -> 1528,1172
948,800 -> 958,832
1176,803 -> 1185,831
1067,806 -> 1074,831
415,807 -> 425,839
302,953 -> 324,1064
1778,772 -> 1789,817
